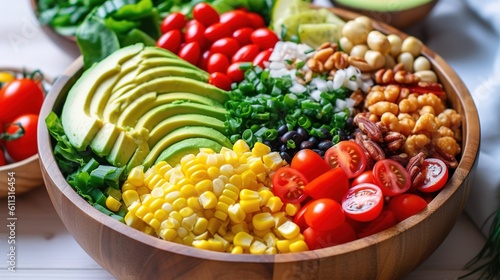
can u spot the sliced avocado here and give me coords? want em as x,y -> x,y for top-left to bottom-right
155,138 -> 224,167
106,131 -> 137,167
140,46 -> 180,59
334,0 -> 433,11
139,57 -> 199,71
142,126 -> 233,168
90,122 -> 122,157
135,66 -> 209,83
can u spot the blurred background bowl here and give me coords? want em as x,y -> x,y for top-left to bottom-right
37,7 -> 479,280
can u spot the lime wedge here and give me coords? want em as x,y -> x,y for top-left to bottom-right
298,23 -> 343,49
280,10 -> 328,41
271,0 -> 311,34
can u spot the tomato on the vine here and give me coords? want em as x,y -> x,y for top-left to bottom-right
192,3 -> 219,27
4,114 -> 38,162
351,170 -> 375,186
303,221 -> 356,250
388,193 -> 428,222
324,141 -> 367,178
0,78 -> 44,123
342,183 -> 384,222
418,158 -> 449,193
272,167 -> 309,204
291,149 -> 331,182
357,209 -> 397,238
304,198 -> 345,231
373,159 -> 411,197
160,12 -> 186,34
304,167 -> 349,202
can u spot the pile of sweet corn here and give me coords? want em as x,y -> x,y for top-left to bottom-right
121,140 -> 309,254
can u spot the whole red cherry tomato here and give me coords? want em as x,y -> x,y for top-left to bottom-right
199,50 -> 212,71
357,209 -> 397,238
250,28 -> 279,50
252,48 -> 273,68
232,44 -> 259,63
192,3 -> 219,27
324,141 -> 367,178
246,12 -> 266,29
304,167 -> 349,202
160,12 -> 186,34
303,221 -> 356,250
208,72 -> 232,91
351,170 -> 375,186
304,198 -> 345,231
204,22 -> 232,42
232,27 -> 254,46
418,158 -> 449,193
272,166 -> 309,204
178,41 -> 201,65
184,20 -> 207,49
219,10 -> 251,31
226,62 -> 245,83
210,38 -> 240,59
291,149 -> 331,182
388,193 -> 428,222
342,183 -> 384,222
156,29 -> 182,53
373,159 -> 411,197
0,77 -> 44,123
4,114 -> 38,162
207,53 -> 230,74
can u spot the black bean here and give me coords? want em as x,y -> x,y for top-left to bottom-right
318,140 -> 334,150
280,151 -> 292,164
281,131 -> 297,144
296,126 -> 309,139
277,124 -> 288,136
279,144 -> 288,153
320,127 -> 332,139
312,149 -> 323,156
337,130 -> 348,141
308,136 -> 319,147
292,133 -> 304,145
300,141 -> 315,150
346,117 -> 354,128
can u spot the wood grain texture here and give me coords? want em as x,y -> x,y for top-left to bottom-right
37,8 -> 480,280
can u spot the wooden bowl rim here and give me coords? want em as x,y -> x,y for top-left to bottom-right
38,6 -> 480,264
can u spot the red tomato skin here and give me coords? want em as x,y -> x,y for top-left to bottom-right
208,72 -> 232,91
357,209 -> 397,238
207,53 -> 230,74
232,44 -> 259,63
5,114 -> 38,162
272,167 -> 309,204
219,10 -> 251,31
291,149 -> 331,182
304,198 -> 345,231
303,221 -> 356,250
156,29 -> 182,53
250,28 -> 279,50
160,12 -> 186,34
204,22 -> 232,42
304,167 -> 349,203
198,49 -> 212,71
0,79 -> 44,123
184,20 -> 207,50
342,183 -> 384,222
226,63 -> 245,83
351,170 -> 375,186
324,141 -> 367,178
209,38 -> 240,59
192,3 -> 220,27
246,12 -> 266,29
373,159 -> 411,197
293,201 -> 311,232
252,48 -> 273,69
232,27 -> 254,46
418,158 -> 449,193
0,149 -> 5,166
388,193 -> 428,222
178,41 -> 201,65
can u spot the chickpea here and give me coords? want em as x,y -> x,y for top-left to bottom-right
398,114 -> 416,136
339,37 -> 354,54
365,88 -> 385,106
354,16 -> 373,32
412,113 -> 439,134
435,136 -> 460,156
364,50 -> 386,70
414,70 -> 438,83
417,93 -> 445,114
350,44 -> 369,58
387,34 -> 402,57
381,112 -> 400,132
367,30 -> 391,54
404,134 -> 430,156
384,85 -> 401,103
342,20 -> 369,45
398,94 -> 418,113
419,105 -> 435,116
413,56 -> 431,71
435,126 -> 455,138
397,52 -> 414,72
401,36 -> 424,57
368,101 -> 399,116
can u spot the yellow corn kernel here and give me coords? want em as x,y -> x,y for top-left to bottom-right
199,191 -> 217,209
161,202 -> 173,213
203,209 -> 215,219
172,197 -> 188,211
177,177 -> 192,188
231,245 -> 244,254
164,190 -> 181,203
182,234 -> 195,246
156,161 -> 172,177
162,183 -> 178,194
141,194 -> 153,206
149,218 -> 161,231
249,240 -> 267,254
191,170 -> 210,184
276,240 -> 290,253
149,198 -> 165,212
208,239 -> 225,252
285,203 -> 300,216
147,174 -> 164,190
277,220 -> 300,240
289,240 -> 309,253
192,240 -> 211,250
263,232 -> 277,248
272,212 -> 288,228
195,179 -> 213,195
214,210 -> 228,221
217,225 -> 227,237
233,139 -> 250,154
229,174 -> 242,188
240,189 -> 260,200
193,217 -> 208,235
222,149 -> 239,166
124,211 -> 138,227
228,203 -> 246,224
222,189 -> 238,202
177,226 -> 189,239
219,175 -> 229,183
241,170 -> 257,190
265,247 -> 277,254
136,186 -> 150,196
151,187 -> 165,198
185,163 -> 205,178
127,201 -> 141,213
207,217 -> 222,235
249,159 -> 268,175
135,205 -> 149,219
160,228 -> 177,241
218,194 -> 235,206
168,168 -> 184,184
179,207 -> 194,218
121,182 -> 137,192
180,153 -> 196,166
266,196 -> 284,213
128,166 -> 145,187
252,142 -> 271,157
165,217 -> 180,229
253,228 -> 271,238
187,197 -> 202,211
122,190 -> 140,207
213,233 -> 230,250
182,213 -> 198,231
194,231 -> 209,241
200,147 -> 215,154
207,166 -> 220,179
180,184 -> 197,198
231,223 -> 248,235
239,198 -> 261,213
169,211 -> 183,223
219,164 -> 234,177
258,190 -> 274,206
223,231 -> 235,243
234,231 -> 254,249
252,212 -> 275,231
154,209 -> 168,221
262,152 -> 284,171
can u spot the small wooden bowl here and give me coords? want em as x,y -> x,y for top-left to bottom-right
0,67 -> 51,198
37,7 -> 479,280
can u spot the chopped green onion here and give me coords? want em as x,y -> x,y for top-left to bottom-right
286,139 -> 296,149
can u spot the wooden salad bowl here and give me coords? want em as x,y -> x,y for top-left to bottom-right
37,7 -> 479,280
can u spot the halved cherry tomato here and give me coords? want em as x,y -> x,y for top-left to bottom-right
204,22 -> 232,42
357,209 -> 397,238
192,3 -> 219,27
160,12 -> 186,34
324,141 -> 367,178
210,38 -> 240,59
232,27 -> 254,46
304,198 -> 345,231
0,78 -> 44,123
5,114 -> 38,162
178,41 -> 201,65
418,158 -> 449,193
250,28 -> 279,50
351,170 -> 375,186
303,221 -> 356,250
226,62 -> 245,83
184,20 -> 207,49
272,167 -> 309,204
304,167 -> 349,202
219,10 -> 251,31
342,183 -> 383,222
388,193 -> 428,222
232,44 -> 259,63
291,149 -> 331,182
156,29 -> 182,53
207,53 -> 230,74
373,159 -> 411,197
252,48 -> 273,69
208,72 -> 232,91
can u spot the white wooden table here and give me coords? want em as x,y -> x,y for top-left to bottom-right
0,0 -> 496,279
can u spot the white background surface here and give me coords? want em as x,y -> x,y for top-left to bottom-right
0,0 -> 497,279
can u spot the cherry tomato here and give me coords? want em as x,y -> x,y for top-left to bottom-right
291,149 -> 331,182
357,209 -> 397,238
272,167 -> 309,204
208,72 -> 232,91
304,198 -> 345,231
5,114 -> 38,162
303,221 -> 356,250
232,44 -> 259,63
293,201 -> 312,231
178,41 -> 201,65
219,10 -> 251,31
373,159 -> 411,197
418,158 -> 449,193
156,29 -> 183,53
204,22 -> 232,42
184,20 -> 207,49
0,78 -> 44,123
324,141 -> 367,178
388,193 -> 428,222
207,53 -> 230,74
342,183 -> 384,222
226,62 -> 245,83
192,3 -> 220,27
209,38 -> 240,59
304,167 -> 349,202
351,170 -> 375,186
250,28 -> 279,50
160,12 -> 186,34
246,12 -> 266,29
252,48 -> 273,69
232,27 -> 254,46
199,49 -> 212,71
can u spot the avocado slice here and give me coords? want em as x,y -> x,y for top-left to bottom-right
155,138 -> 224,167
334,0 -> 433,11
